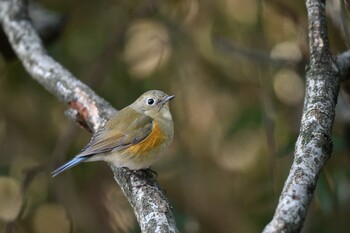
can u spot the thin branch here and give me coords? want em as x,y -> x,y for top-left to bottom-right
213,37 -> 308,77
263,0 -> 340,232
214,37 -> 301,68
0,0 -> 178,232
335,50 -> 350,80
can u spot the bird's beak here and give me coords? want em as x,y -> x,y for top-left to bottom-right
164,95 -> 175,103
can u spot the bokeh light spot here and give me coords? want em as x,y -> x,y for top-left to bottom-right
124,19 -> 172,78
273,69 -> 304,106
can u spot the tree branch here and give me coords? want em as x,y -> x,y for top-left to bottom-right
263,0 -> 340,232
0,0 -> 178,232
335,50 -> 350,81
213,37 -> 304,70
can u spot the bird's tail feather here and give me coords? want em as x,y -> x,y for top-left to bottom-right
51,156 -> 88,177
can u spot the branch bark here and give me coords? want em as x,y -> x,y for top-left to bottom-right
0,0 -> 178,232
263,0 -> 340,232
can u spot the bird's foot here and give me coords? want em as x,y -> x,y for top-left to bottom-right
139,168 -> 158,179
127,168 -> 166,192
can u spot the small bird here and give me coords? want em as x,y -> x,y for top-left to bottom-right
52,90 -> 174,177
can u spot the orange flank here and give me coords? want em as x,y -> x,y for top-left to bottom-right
126,121 -> 166,155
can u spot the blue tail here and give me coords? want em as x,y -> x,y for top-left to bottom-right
51,157 -> 88,177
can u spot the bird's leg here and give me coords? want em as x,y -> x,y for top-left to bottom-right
141,167 -> 158,179
138,168 -> 166,193
131,167 -> 157,180
127,168 -> 167,192
120,167 -> 149,187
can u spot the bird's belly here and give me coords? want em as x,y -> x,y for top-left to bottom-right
106,142 -> 169,170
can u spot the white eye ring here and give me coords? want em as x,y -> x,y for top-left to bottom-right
146,98 -> 156,106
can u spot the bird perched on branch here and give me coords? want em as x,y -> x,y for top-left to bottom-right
52,90 -> 174,177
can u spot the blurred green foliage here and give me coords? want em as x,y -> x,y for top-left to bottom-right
1,0 -> 350,232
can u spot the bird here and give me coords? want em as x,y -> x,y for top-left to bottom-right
51,90 -> 174,177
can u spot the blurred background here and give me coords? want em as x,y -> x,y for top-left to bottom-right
1,0 -> 350,232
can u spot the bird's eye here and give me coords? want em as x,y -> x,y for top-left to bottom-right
147,98 -> 155,105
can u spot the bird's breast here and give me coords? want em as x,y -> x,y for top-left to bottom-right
126,121 -> 167,155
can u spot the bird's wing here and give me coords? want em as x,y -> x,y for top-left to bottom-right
77,108 -> 153,158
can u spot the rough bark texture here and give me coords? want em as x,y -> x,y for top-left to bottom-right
0,0 -> 178,232
113,168 -> 178,233
263,0 -> 340,232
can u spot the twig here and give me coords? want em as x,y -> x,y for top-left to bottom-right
0,0 -> 178,232
263,0 -> 340,232
335,50 -> 350,80
214,37 -> 303,70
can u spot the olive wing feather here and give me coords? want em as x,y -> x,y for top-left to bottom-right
77,108 -> 154,157
51,108 -> 153,177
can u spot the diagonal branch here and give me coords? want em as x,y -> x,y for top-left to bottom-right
0,0 -> 178,232
263,0 -> 340,232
